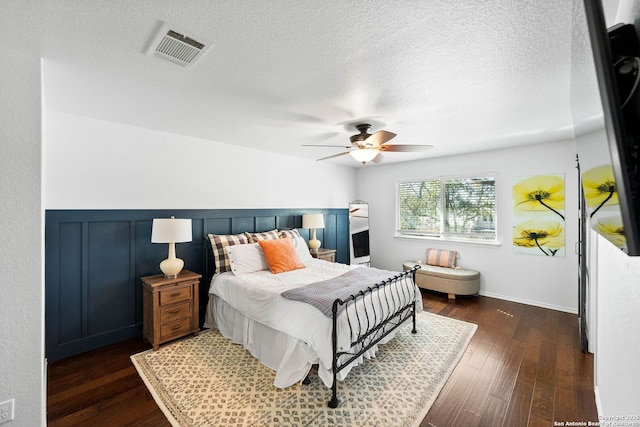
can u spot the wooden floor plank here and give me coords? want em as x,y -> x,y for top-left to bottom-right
576,352 -> 600,421
502,325 -> 543,426
502,361 -> 536,427
489,339 -> 525,402
465,339 -> 493,370
454,355 -> 502,427
530,340 -> 557,424
478,394 -> 508,427
421,364 -> 479,426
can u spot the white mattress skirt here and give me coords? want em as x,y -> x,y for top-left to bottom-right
204,294 -> 316,387
204,294 -> 397,389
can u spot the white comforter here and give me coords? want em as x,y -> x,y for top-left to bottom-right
207,259 -> 422,388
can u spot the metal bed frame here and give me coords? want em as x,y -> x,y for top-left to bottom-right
325,265 -> 419,407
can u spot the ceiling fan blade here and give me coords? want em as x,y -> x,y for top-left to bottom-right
381,144 -> 433,152
316,151 -> 351,161
365,130 -> 396,147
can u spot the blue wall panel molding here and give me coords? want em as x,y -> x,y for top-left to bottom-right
45,208 -> 348,361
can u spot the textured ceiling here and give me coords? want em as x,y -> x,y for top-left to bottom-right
0,0 -> 611,167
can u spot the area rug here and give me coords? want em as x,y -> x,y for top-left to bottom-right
131,311 -> 476,427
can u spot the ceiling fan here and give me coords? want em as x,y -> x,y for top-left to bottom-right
304,123 -> 433,165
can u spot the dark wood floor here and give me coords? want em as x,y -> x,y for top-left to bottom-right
420,294 -> 598,427
47,292 -> 599,426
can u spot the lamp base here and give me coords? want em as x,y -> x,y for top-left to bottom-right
159,257 -> 184,278
308,228 -> 321,250
308,238 -> 321,250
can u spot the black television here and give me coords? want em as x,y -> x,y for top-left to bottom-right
352,229 -> 370,258
579,0 -> 640,255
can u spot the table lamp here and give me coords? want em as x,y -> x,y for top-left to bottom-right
302,213 -> 325,250
151,216 -> 192,278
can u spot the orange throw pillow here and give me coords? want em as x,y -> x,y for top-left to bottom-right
258,237 -> 306,274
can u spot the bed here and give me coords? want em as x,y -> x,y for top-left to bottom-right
203,229 -> 422,407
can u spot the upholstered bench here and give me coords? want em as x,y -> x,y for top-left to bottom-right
403,249 -> 480,300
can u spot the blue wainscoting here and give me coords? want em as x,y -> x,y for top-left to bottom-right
45,208 -> 349,362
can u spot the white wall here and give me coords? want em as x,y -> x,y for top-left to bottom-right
0,51 -> 45,426
356,139 -> 579,313
45,111 -> 357,209
594,234 -> 640,415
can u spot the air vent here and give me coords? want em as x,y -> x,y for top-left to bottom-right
146,22 -> 211,69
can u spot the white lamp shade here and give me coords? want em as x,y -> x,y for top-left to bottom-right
302,214 -> 325,229
350,148 -> 379,163
151,218 -> 192,243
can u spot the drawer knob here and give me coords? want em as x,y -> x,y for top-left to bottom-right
168,309 -> 181,314
171,292 -> 181,297
172,325 -> 181,330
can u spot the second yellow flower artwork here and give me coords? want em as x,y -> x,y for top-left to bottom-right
513,174 -> 566,256
581,164 -> 627,252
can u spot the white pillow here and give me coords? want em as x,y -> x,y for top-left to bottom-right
292,237 -> 313,262
225,243 -> 269,275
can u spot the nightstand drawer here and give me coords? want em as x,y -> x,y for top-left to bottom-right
159,284 -> 192,305
160,318 -> 192,341
160,301 -> 191,323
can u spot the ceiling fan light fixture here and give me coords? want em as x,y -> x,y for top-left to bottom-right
350,148 -> 379,164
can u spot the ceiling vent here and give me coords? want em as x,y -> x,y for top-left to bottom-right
145,22 -> 211,69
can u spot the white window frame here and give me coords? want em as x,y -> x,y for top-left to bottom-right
396,173 -> 498,244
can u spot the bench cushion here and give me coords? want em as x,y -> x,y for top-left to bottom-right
416,264 -> 479,281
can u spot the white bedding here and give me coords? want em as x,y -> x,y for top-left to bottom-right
204,258 -> 422,388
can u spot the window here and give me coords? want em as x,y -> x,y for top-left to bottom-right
397,175 -> 497,240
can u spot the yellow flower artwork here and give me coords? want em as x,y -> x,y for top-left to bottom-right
513,174 -> 565,256
513,219 -> 565,256
513,174 -> 565,219
581,164 -> 619,216
581,164 -> 628,253
595,216 -> 627,250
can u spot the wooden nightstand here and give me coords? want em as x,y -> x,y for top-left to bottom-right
141,270 -> 201,350
310,248 -> 336,262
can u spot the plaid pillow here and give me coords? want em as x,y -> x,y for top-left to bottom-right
279,229 -> 301,239
208,233 -> 249,274
245,229 -> 279,243
425,248 -> 458,268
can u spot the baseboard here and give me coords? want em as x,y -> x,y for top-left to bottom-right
478,291 -> 578,314
594,385 -> 602,417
